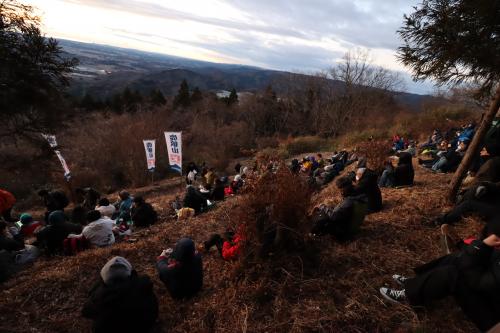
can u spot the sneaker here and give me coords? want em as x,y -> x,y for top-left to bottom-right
392,274 -> 408,287
380,287 -> 407,304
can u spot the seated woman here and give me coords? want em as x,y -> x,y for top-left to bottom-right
131,197 -> 157,227
311,177 -> 368,241
204,226 -> 245,260
156,238 -> 203,299
379,223 -> 500,332
82,256 -> 158,333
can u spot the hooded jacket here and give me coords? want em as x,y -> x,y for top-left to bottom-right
183,186 -> 207,214
157,238 -> 203,299
82,271 -> 158,333
35,211 -> 82,255
394,152 -> 415,186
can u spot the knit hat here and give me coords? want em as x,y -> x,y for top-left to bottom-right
20,213 -> 33,225
100,256 -> 132,285
172,238 -> 196,262
48,210 -> 65,226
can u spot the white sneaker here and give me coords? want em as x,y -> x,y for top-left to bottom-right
380,287 -> 407,304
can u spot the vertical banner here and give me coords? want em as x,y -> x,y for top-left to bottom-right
54,150 -> 71,180
41,133 -> 58,148
164,132 -> 182,174
143,140 -> 156,171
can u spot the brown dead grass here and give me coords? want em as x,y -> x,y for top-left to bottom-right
0,164 -> 483,333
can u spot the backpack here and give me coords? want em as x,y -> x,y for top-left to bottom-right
485,119 -> 500,156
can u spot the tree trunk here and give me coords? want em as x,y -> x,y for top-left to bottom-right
447,85 -> 500,202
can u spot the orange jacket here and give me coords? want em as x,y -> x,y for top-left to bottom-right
0,190 -> 16,214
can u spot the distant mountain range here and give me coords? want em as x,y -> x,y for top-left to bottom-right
60,39 -> 434,110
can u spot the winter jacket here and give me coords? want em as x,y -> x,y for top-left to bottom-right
222,232 -> 244,260
35,219 -> 82,255
157,238 -> 203,299
43,190 -> 69,212
183,187 -> 207,214
0,190 -> 15,214
20,222 -> 42,238
131,203 -> 157,227
352,169 -> 382,213
0,234 -> 24,252
82,273 -> 159,333
474,157 -> 500,184
394,152 -> 414,186
82,218 -> 115,247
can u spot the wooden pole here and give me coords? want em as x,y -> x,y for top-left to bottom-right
447,85 -> 500,203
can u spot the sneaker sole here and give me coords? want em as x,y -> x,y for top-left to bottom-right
379,288 -> 402,304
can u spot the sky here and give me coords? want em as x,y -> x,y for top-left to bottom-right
24,0 -> 435,94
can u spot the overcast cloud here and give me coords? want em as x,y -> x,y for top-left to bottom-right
28,0 -> 434,94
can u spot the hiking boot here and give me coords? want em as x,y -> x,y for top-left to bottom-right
380,287 -> 407,304
392,274 -> 409,287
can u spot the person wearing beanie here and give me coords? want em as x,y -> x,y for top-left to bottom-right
82,256 -> 159,333
79,210 -> 115,248
156,238 -> 203,299
19,213 -> 42,238
130,196 -> 157,227
34,210 -> 82,255
95,198 -> 116,218
379,221 -> 500,332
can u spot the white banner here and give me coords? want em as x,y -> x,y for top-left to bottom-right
54,150 -> 71,180
41,133 -> 58,148
143,140 -> 156,170
164,132 -> 182,174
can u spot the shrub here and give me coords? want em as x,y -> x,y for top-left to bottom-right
284,136 -> 336,156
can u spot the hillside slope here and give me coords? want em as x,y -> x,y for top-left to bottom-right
0,164 -> 482,332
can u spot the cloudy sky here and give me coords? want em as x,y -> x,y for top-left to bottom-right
25,0 -> 434,94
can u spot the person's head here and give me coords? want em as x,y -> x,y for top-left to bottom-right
119,191 -> 129,200
100,256 -> 133,285
20,213 -> 33,225
336,176 -> 354,197
98,198 -> 110,207
317,153 -> 322,159
86,210 -> 101,223
48,210 -> 65,226
133,196 -> 145,207
355,168 -> 366,181
458,140 -> 469,151
172,238 -> 196,263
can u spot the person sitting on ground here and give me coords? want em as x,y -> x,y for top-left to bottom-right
156,238 -> 203,299
317,154 -> 325,168
381,151 -> 415,188
0,189 -> 17,222
0,221 -> 40,269
211,178 -> 225,201
35,210 -> 82,255
430,139 -> 469,173
311,177 -> 368,241
204,226 -> 245,260
379,223 -> 500,332
71,206 -> 88,226
77,210 -> 115,248
434,181 -> 500,226
131,197 -> 157,228
38,189 -> 69,222
472,156 -> 500,184
0,221 -> 24,252
95,198 -> 116,218
351,167 -> 382,213
18,213 -> 42,239
114,191 -> 133,222
75,187 -> 101,211
183,185 -> 207,214
82,256 -> 159,333
204,168 -> 217,190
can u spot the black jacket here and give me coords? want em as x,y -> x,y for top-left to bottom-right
43,190 -> 69,212
157,239 -> 203,299
0,235 -> 24,252
35,221 -> 82,255
353,169 -> 382,213
131,203 -> 157,227
183,187 -> 207,214
394,152 -> 414,186
82,273 -> 159,333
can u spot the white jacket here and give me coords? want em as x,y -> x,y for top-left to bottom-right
82,217 -> 115,247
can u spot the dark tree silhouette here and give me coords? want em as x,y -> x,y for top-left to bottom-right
0,0 -> 78,138
173,79 -> 191,108
149,89 -> 166,106
398,0 -> 500,202
226,88 -> 238,106
191,87 -> 203,102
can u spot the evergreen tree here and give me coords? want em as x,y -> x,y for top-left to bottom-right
150,89 -> 166,106
173,79 -> 191,108
226,88 -> 238,105
191,87 -> 203,102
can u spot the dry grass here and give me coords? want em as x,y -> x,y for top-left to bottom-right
0,163 -> 483,333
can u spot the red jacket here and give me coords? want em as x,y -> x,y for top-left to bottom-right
0,190 -> 15,214
222,233 -> 244,260
21,222 -> 42,238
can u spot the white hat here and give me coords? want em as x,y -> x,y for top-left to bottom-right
100,256 -> 132,285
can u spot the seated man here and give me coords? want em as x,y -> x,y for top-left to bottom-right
79,210 -> 115,248
352,167 -> 382,213
95,198 -> 116,218
75,187 -> 101,211
436,181 -> 500,226
35,210 -> 82,255
183,185 -> 207,214
204,226 -> 245,260
311,177 -> 368,241
131,197 -> 157,227
18,213 -> 42,239
379,223 -> 500,332
38,189 -> 69,223
113,191 -> 133,222
82,256 -> 158,333
156,238 -> 203,299
211,178 -> 225,201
